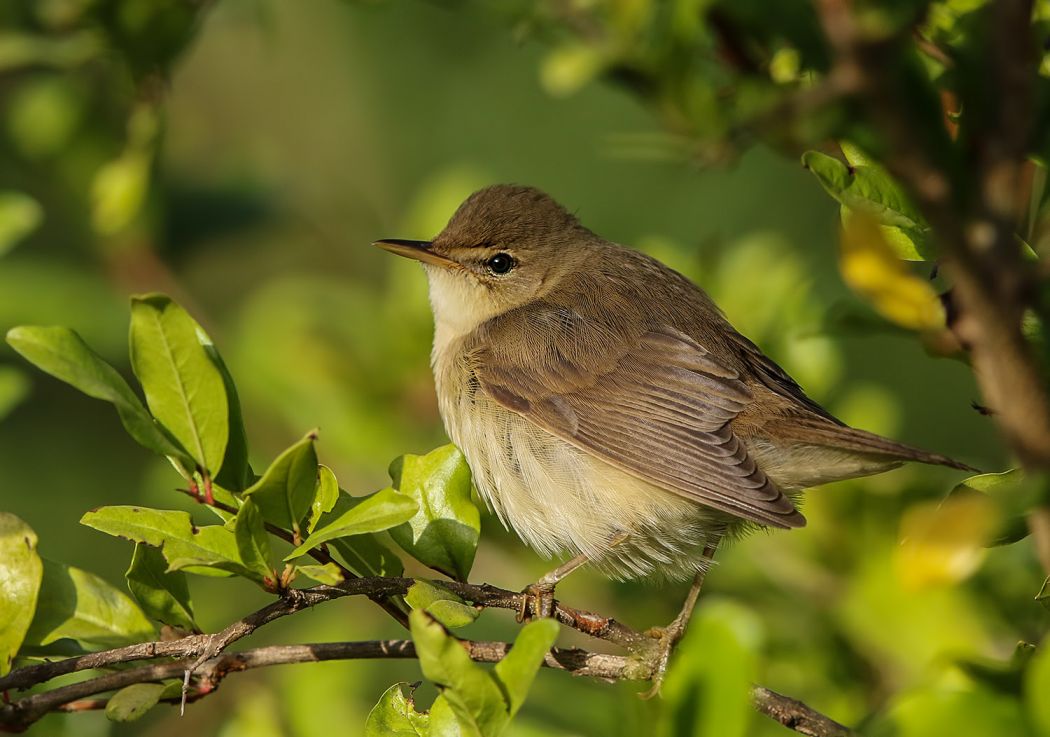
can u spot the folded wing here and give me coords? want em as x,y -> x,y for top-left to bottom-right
472,314 -> 805,529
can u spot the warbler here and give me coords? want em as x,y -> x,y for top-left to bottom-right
376,185 -> 971,604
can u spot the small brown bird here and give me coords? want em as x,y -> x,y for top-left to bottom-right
376,184 -> 970,650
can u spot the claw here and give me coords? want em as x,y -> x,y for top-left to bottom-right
639,623 -> 684,699
516,582 -> 556,623
637,560 -> 716,699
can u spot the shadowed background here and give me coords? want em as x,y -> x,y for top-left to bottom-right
0,1 -> 1033,735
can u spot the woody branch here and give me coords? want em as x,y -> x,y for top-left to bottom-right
0,576 -> 853,737
812,0 -> 1050,468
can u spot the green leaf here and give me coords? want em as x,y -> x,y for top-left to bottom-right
92,149 -> 152,235
803,149 -> 935,260
81,506 -> 262,582
329,534 -> 408,615
308,464 -> 341,535
0,365 -> 30,422
817,146 -> 928,229
232,498 -> 273,586
365,683 -> 429,737
493,619 -> 559,716
838,140 -> 873,166
243,432 -> 318,535
388,445 -> 480,581
955,469 -> 1025,493
875,683 -> 1030,737
1037,577 -> 1050,610
24,559 -> 155,650
205,338 -> 252,492
658,600 -> 762,737
199,483 -> 242,524
294,563 -> 344,585
105,683 -> 165,722
157,679 -> 185,700
329,535 -> 405,578
840,205 -> 933,261
430,693 -> 468,737
129,293 -> 229,476
1026,640 -> 1050,734
0,513 -> 43,675
950,469 -> 1031,546
6,325 -> 193,470
406,581 -> 479,629
286,487 -> 418,560
0,191 -> 43,256
126,544 -> 196,631
541,44 -> 606,97
956,645 -> 1036,696
410,610 -> 508,736
306,472 -> 407,577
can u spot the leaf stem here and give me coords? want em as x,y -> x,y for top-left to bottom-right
176,487 -> 411,628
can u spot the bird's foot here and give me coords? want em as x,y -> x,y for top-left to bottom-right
516,552 -> 593,622
637,550 -> 717,698
516,582 -> 556,623
639,614 -> 690,699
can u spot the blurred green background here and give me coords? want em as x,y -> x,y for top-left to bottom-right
0,1 -> 1041,735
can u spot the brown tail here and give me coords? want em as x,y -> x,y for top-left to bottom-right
769,417 -> 979,473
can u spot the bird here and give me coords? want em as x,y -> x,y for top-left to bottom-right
375,184 -> 972,677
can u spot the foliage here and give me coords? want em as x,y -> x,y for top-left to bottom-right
2,294 -> 485,726
125,543 -> 197,632
388,445 -> 481,582
0,513 -> 42,675
385,613 -> 559,736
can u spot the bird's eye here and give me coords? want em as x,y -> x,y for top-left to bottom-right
486,253 -> 515,275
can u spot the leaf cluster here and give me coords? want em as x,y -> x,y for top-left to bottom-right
1,294 -> 491,728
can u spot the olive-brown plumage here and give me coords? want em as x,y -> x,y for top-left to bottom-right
376,184 -> 971,581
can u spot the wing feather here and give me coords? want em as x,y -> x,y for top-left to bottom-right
472,317 -> 805,528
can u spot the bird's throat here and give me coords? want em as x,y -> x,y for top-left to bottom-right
425,266 -> 502,352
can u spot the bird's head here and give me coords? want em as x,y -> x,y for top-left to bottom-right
375,185 -> 593,337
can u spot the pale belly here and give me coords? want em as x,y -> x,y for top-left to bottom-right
441,389 -> 727,582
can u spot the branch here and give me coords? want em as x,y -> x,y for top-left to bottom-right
0,576 -> 643,693
178,487 -> 412,629
813,0 -> 1050,469
0,639 -> 620,731
752,687 -> 854,737
0,577 -> 854,736
1,640 -> 853,736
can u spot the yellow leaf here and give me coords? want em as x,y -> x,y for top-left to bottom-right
90,104 -> 158,236
895,494 -> 997,590
839,215 -> 945,330
540,45 -> 605,97
91,152 -> 150,235
770,48 -> 801,83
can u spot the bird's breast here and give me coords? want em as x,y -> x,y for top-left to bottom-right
429,339 -> 723,581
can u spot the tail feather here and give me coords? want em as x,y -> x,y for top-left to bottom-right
768,418 -> 979,473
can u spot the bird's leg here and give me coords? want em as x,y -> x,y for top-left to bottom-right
517,531 -> 630,622
640,539 -> 720,699
517,553 -> 589,622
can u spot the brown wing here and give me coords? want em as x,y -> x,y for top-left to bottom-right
471,313 -> 805,529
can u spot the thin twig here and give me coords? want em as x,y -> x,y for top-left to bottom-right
752,687 -> 855,737
0,640 -> 619,729
912,30 -> 953,68
0,577 -> 642,693
1028,506 -> 1050,576
1,640 -> 852,736
178,487 -> 411,628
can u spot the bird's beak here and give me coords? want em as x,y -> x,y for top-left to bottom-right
373,239 -> 461,270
